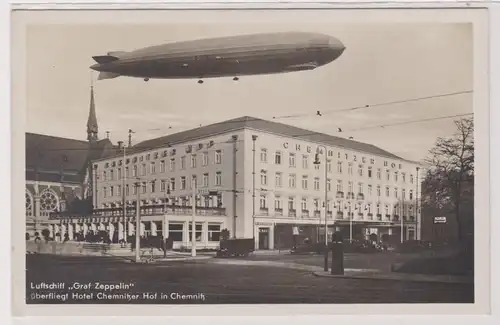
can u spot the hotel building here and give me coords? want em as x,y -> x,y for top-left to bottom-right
50,115 -> 422,250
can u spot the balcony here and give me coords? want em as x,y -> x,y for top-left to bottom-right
301,209 -> 309,218
393,215 -> 400,222
347,192 -> 355,200
336,212 -> 344,220
327,211 -> 333,218
314,210 -> 321,218
409,216 -> 415,222
385,214 -> 391,220
259,207 -> 269,216
356,193 -> 365,201
50,204 -> 227,220
275,208 -> 283,216
377,213 -> 382,221
336,191 -> 344,199
289,209 -> 296,218
367,213 -> 373,220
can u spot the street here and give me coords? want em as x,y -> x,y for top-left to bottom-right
25,253 -> 474,304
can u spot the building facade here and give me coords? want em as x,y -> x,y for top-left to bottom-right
52,116 -> 422,250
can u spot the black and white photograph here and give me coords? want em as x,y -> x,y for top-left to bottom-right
10,6 -> 490,316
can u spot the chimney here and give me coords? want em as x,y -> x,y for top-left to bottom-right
117,141 -> 123,149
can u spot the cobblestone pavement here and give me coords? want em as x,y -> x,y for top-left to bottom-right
26,254 -> 473,304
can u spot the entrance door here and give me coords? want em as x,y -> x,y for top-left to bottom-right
258,228 -> 270,250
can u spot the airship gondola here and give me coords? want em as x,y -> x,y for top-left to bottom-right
90,31 -> 346,82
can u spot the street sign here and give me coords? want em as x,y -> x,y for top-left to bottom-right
197,189 -> 218,195
292,226 -> 299,235
433,216 -> 447,224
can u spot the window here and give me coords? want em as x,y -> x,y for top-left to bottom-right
169,158 -> 175,171
288,197 -> 295,210
275,197 -> 282,210
110,170 -> 114,181
302,155 -> 309,169
377,185 -> 381,196
141,182 -> 147,194
313,199 -> 320,211
168,223 -> 184,241
215,172 -> 222,186
377,168 -> 381,179
394,188 -> 398,198
385,186 -> 390,197
386,170 -> 390,181
337,162 -> 343,173
301,198 -> 307,210
358,183 -> 363,194
409,190 -> 414,200
348,163 -> 353,175
170,178 -> 176,191
141,164 -> 146,176
402,189 -> 406,199
202,152 -> 209,166
302,176 -> 308,190
190,154 -> 197,168
151,181 -> 156,193
336,180 -> 343,192
327,178 -> 332,192
191,175 -> 197,188
260,170 -> 268,186
160,160 -> 165,173
203,173 -> 209,187
180,156 -> 186,169
275,172 -> 283,187
368,167 -> 372,178
160,180 -> 166,192
327,160 -> 332,173
314,164 -> 320,171
289,174 -> 296,188
109,186 -> 114,197
260,195 -> 267,209
314,177 -> 320,191
275,151 -> 282,165
117,168 -> 122,180
402,173 -> 406,183
348,181 -> 353,193
385,205 -> 389,215
208,224 -> 221,242
358,166 -> 363,177
180,177 -> 186,190
189,223 -> 203,242
150,162 -> 156,174
132,185 -> 137,195
410,174 -> 414,184
394,172 -> 398,182
289,153 -> 296,167
260,149 -> 268,163
368,185 -> 372,196
125,167 -> 129,177
125,184 -> 130,196
215,150 -> 222,164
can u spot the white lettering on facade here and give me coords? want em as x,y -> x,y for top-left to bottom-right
283,142 -> 289,149
296,144 -> 301,151
307,146 -> 312,153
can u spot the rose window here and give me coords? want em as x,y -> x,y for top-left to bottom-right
25,192 -> 33,215
40,190 -> 59,212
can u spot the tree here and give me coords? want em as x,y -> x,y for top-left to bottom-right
424,117 -> 474,245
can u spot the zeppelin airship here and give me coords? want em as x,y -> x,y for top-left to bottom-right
90,31 -> 346,83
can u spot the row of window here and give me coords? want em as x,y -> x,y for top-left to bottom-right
168,222 -> 221,242
261,196 -> 415,215
260,149 -> 414,183
100,150 -> 223,181
101,172 -> 223,198
260,172 -> 415,198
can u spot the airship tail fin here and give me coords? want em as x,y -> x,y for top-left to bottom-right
92,55 -> 119,64
97,72 -> 121,80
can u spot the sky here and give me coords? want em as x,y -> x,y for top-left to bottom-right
25,23 -> 473,162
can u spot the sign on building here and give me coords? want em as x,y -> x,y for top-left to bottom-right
433,216 -> 447,224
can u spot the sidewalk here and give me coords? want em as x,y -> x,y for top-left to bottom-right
312,269 -> 473,284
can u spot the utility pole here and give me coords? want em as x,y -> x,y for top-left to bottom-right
399,201 -> 404,243
232,135 -> 238,238
313,145 -> 330,271
251,135 -> 257,245
349,202 -> 353,243
191,178 -> 197,257
118,141 -> 127,243
134,181 -> 141,263
415,166 -> 420,240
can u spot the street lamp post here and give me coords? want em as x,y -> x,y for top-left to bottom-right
134,181 -> 141,263
313,145 -> 329,272
117,141 -> 128,243
252,135 -> 257,247
415,166 -> 420,240
191,178 -> 197,257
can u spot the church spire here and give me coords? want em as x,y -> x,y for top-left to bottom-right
87,83 -> 99,142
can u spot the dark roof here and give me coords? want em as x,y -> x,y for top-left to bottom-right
128,116 -> 406,161
26,133 -> 115,183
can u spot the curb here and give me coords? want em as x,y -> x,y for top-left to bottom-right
311,271 -> 473,284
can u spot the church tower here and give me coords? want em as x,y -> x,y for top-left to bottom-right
87,84 -> 99,142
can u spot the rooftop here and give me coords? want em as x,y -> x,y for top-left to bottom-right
104,116 -> 410,162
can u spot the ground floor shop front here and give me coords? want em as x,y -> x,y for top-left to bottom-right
253,218 -> 418,250
47,214 -> 228,250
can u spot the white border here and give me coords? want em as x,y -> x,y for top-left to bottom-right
2,0 -> 497,324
